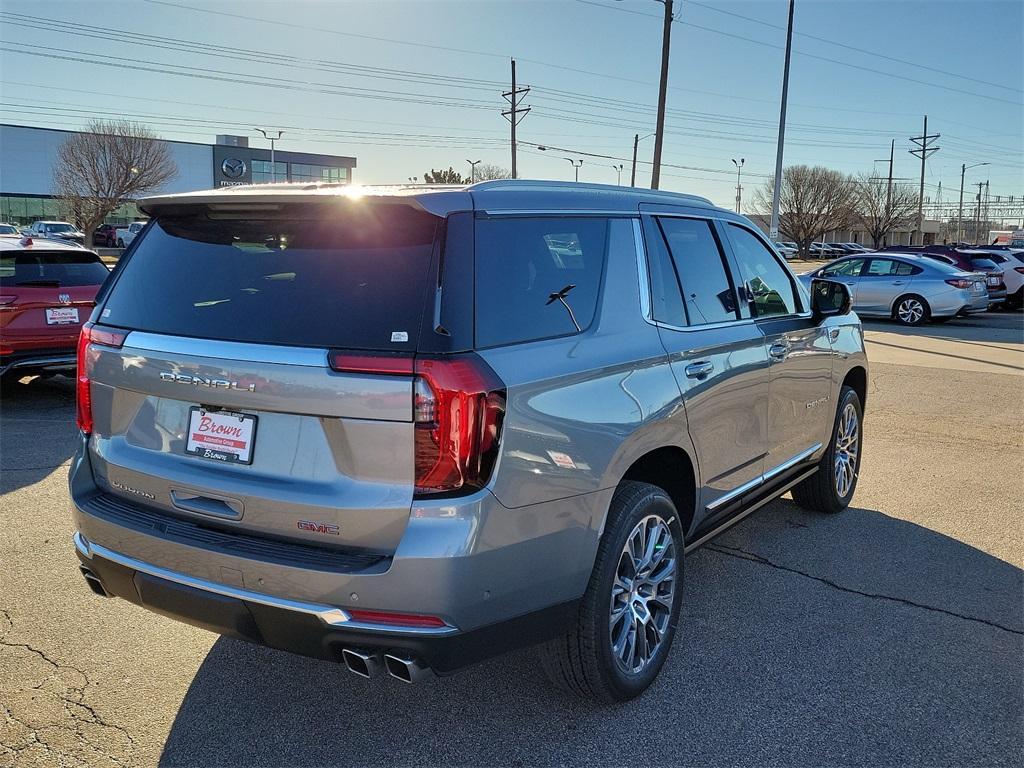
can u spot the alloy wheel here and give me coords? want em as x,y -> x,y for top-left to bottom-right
834,402 -> 859,498
897,298 -> 924,324
609,515 -> 677,675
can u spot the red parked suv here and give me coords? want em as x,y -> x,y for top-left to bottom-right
0,237 -> 109,378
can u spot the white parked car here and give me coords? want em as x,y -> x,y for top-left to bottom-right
115,220 -> 147,248
961,249 -> 1024,308
773,240 -> 797,258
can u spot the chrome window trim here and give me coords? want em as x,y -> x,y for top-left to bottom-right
73,532 -> 457,635
122,332 -> 329,367
632,217 -> 652,321
478,209 -> 639,217
705,442 -> 823,511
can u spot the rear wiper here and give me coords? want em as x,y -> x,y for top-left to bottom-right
15,279 -> 61,286
546,284 -> 581,332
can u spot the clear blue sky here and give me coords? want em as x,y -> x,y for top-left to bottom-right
1,0 -> 1021,208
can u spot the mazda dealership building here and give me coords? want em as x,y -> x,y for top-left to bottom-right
0,124 -> 357,226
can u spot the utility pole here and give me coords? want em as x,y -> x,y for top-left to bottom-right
957,162 -> 989,243
254,128 -> 284,182
466,159 -> 481,183
884,139 -> 894,210
983,180 -> 990,235
769,0 -> 795,240
631,134 -> 640,187
731,158 -> 745,213
909,115 -> 940,245
501,58 -> 530,180
974,181 -> 984,243
611,164 -> 623,185
651,0 -> 674,190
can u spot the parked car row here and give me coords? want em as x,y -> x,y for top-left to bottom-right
0,220 -> 147,249
881,244 -> 1024,309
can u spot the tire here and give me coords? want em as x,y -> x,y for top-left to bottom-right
792,385 -> 863,514
537,481 -> 684,703
893,294 -> 930,326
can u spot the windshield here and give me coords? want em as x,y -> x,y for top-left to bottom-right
0,225 -> 18,234
45,224 -> 77,233
0,251 -> 110,286
100,203 -> 440,351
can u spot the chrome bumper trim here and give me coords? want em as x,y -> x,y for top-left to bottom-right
73,532 -> 456,635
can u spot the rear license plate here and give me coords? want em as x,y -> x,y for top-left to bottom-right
45,307 -> 79,325
988,277 -> 999,286
185,408 -> 257,464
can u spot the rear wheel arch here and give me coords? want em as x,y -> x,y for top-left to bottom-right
842,365 -> 867,411
617,446 -> 697,540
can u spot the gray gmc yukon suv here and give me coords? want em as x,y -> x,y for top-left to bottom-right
70,181 -> 867,702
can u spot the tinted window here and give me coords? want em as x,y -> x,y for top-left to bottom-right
0,250 -> 109,287
894,261 -> 921,276
100,204 -> 439,351
970,258 -> 997,271
657,217 -> 736,325
821,259 -> 864,277
726,224 -> 798,318
865,259 -> 900,276
641,216 -> 686,326
475,217 -> 607,347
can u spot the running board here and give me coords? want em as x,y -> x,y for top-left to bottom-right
684,466 -> 817,554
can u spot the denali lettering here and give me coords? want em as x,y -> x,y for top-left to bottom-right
109,479 -> 156,500
159,371 -> 255,392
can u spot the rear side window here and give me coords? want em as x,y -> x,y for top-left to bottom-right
100,204 -> 439,351
657,217 -> 737,326
0,251 -> 109,287
474,217 -> 608,347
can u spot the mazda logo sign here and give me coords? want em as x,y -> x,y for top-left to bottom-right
221,158 -> 247,178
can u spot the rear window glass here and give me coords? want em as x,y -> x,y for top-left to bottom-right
0,250 -> 109,287
100,204 -> 439,351
475,217 -> 608,347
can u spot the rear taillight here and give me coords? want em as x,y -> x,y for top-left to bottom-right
329,350 -> 506,498
76,322 -> 127,435
945,279 -> 972,289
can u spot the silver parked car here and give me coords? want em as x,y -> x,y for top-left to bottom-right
71,181 -> 867,702
799,252 -> 989,325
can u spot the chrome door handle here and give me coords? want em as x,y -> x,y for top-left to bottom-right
684,361 -> 714,379
769,342 -> 789,360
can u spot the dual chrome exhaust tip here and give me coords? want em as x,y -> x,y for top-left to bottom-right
342,648 -> 432,684
79,566 -> 111,598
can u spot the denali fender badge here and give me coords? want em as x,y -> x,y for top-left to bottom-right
159,371 -> 256,392
297,520 -> 340,536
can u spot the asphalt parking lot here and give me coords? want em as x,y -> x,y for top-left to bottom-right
2,311 -> 1022,767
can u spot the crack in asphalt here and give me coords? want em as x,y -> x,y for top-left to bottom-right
706,544 -> 1024,636
0,608 -> 136,766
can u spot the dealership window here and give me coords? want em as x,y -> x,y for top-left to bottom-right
290,164 -> 349,183
0,196 -> 143,227
252,160 -> 287,184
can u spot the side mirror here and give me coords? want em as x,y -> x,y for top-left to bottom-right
810,278 -> 851,321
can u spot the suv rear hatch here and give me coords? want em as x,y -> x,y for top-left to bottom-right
79,199 -> 500,557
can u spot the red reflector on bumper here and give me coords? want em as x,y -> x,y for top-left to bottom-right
346,609 -> 448,629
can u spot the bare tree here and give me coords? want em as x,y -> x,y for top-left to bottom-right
53,120 -> 176,247
754,165 -> 855,257
851,173 -> 919,248
472,163 -> 511,181
422,167 -> 465,184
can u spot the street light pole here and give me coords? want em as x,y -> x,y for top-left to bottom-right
254,128 -> 284,182
631,132 -> 654,187
467,159 -> 481,183
768,0 -> 795,240
651,0 -> 673,190
564,158 -> 583,182
611,164 -> 624,185
957,161 -> 989,243
731,158 -> 745,213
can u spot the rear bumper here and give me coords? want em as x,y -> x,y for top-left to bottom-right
74,531 -> 579,674
69,434 -> 603,672
0,350 -> 76,376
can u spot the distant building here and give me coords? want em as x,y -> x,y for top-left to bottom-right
0,125 -> 357,226
745,213 -> 943,247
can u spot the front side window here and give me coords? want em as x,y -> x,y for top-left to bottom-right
726,224 -> 798,318
474,217 -> 608,347
657,217 -> 736,326
821,259 -> 864,278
